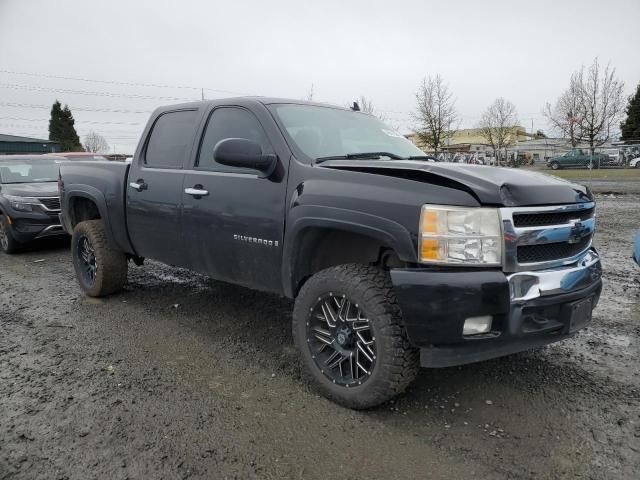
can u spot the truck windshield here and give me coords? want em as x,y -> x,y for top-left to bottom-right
271,104 -> 425,161
0,159 -> 60,184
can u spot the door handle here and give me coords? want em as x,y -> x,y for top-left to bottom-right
185,186 -> 209,197
129,180 -> 148,191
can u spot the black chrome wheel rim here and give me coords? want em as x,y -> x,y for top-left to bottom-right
78,236 -> 97,285
306,293 -> 376,387
0,220 -> 8,250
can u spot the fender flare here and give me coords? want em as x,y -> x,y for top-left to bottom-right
63,185 -> 121,250
282,205 -> 417,297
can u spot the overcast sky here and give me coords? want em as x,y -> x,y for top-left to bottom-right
1,0 -> 639,153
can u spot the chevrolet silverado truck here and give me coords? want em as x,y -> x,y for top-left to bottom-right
58,98 -> 602,409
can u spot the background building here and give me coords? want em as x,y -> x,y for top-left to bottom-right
407,126 -> 529,153
0,133 -> 62,155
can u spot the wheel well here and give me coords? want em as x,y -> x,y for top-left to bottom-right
69,197 -> 101,227
291,228 -> 404,296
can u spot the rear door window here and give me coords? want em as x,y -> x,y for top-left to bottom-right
145,110 -> 198,168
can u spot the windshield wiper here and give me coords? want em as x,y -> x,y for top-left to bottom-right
315,152 -> 405,164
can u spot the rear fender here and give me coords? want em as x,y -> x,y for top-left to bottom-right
64,185 -> 133,253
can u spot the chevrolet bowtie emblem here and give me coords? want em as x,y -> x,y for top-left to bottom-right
567,219 -> 584,244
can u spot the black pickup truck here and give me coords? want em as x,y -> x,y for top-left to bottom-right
58,98 -> 602,409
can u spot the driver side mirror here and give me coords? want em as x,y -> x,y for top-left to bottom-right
213,138 -> 276,175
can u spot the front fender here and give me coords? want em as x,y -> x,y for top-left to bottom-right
282,204 -> 417,297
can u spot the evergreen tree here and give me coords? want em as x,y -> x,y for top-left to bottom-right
621,83 -> 640,142
49,100 -> 83,151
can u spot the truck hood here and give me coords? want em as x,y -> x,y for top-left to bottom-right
0,182 -> 59,198
317,160 -> 593,206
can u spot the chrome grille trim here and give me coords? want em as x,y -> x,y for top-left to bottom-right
500,202 -> 596,272
37,196 -> 61,212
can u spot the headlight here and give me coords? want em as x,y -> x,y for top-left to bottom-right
3,195 -> 40,212
419,205 -> 502,265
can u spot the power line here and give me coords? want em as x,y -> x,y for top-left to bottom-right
0,123 -> 140,136
0,83 -> 198,102
0,101 -> 152,114
0,69 -> 254,96
0,116 -> 142,126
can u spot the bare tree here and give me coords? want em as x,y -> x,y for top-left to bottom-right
83,131 -> 109,153
412,75 -> 458,154
545,59 -> 625,152
305,84 -> 315,101
575,59 -> 625,154
478,98 -> 518,163
543,70 -> 584,147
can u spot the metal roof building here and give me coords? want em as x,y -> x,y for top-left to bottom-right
0,134 -> 62,154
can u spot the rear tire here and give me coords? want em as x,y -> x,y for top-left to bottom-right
0,215 -> 21,254
293,264 -> 419,409
72,220 -> 127,297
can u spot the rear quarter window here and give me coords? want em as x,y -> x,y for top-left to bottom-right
145,110 -> 198,168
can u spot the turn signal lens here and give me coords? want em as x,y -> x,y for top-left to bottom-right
420,238 -> 442,260
419,206 -> 502,266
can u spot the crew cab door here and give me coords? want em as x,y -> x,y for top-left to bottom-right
126,109 -> 200,266
181,106 -> 287,293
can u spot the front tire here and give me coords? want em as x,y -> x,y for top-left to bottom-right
293,264 -> 419,409
72,220 -> 127,297
550,161 -> 560,170
0,215 -> 21,254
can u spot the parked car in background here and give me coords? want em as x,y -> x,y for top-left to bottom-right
546,149 -> 609,170
630,157 -> 640,169
634,232 -> 640,266
0,155 -> 66,253
58,97 -> 602,409
53,152 -> 109,161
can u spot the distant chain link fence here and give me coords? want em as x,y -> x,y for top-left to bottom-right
426,144 -> 640,168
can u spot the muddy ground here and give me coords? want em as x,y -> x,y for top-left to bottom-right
1,182 -> 639,479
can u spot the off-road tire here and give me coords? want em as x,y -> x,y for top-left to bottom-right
293,264 -> 419,409
0,215 -> 21,254
72,220 -> 127,297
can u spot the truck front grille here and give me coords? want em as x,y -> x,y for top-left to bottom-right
501,202 -> 595,272
38,197 -> 61,211
513,207 -> 594,228
517,237 -> 592,264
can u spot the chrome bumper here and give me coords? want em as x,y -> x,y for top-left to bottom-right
507,249 -> 602,303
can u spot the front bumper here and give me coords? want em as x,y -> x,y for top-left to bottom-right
5,210 -> 67,243
390,249 -> 602,367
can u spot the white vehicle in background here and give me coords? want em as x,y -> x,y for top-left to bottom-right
601,149 -> 622,166
630,157 -> 640,168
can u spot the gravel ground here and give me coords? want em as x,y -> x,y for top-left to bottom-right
1,187 -> 639,479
